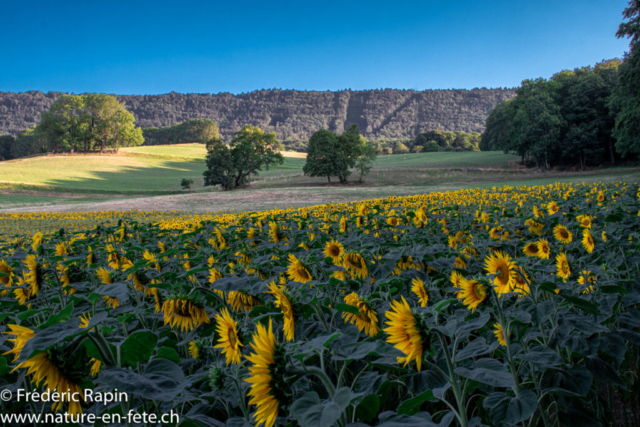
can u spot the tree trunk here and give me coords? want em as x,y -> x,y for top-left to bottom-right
609,139 -> 615,164
327,176 -> 331,183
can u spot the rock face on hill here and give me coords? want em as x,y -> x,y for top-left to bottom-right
0,88 -> 514,141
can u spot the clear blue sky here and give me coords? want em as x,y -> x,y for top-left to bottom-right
1,0 -> 632,95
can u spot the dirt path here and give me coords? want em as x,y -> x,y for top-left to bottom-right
0,185 -> 445,213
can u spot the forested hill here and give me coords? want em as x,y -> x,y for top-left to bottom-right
0,88 -> 515,141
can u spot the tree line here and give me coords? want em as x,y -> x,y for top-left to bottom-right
0,88 -> 515,149
480,0 -> 640,170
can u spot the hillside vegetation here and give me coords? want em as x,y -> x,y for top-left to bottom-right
0,88 -> 515,142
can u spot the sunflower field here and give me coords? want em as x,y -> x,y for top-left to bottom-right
2,181 -> 640,427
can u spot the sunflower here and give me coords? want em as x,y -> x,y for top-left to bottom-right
332,270 -> 347,281
576,214 -> 594,228
267,282 -> 295,341
188,341 -> 201,359
24,255 -> 44,289
214,308 -> 243,364
268,221 -> 283,243
602,231 -> 608,242
95,267 -> 113,285
597,190 -> 605,202
547,201 -> 560,215
493,323 -> 510,346
245,319 -> 285,427
553,224 -> 573,244
342,293 -> 380,337
14,352 -> 85,415
384,296 -> 424,371
3,324 -> 35,361
89,358 -> 102,376
14,275 -> 37,305
323,239 -> 344,263
343,252 -> 368,279
32,232 -> 43,251
103,296 -> 120,309
55,242 -> 69,257
484,251 -> 515,294
79,312 -> 92,329
162,298 -> 210,331
0,260 -> 14,296
454,256 -> 467,269
459,278 -> 487,312
448,235 -> 458,249
286,254 -> 312,283
512,266 -> 530,296
582,229 -> 595,253
536,239 -> 551,259
450,271 -> 465,298
340,217 -> 348,232
523,242 -> 539,257
228,291 -> 262,312
555,252 -> 571,280
411,278 -> 429,307
578,270 -> 597,294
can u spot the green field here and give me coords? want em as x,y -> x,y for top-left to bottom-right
1,146 -> 638,212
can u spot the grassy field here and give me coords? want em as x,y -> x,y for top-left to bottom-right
1,146 -> 638,212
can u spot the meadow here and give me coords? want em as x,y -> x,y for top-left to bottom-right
0,181 -> 639,427
2,145 -> 639,214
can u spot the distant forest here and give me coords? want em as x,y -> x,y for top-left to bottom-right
0,88 -> 515,149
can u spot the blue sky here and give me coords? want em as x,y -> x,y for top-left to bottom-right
1,0 -> 632,94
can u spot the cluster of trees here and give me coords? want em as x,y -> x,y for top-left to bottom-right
1,88 -> 515,149
481,1 -> 640,170
203,126 -> 283,190
0,94 -> 143,159
142,119 -> 219,145
303,125 -> 377,183
480,60 -> 621,169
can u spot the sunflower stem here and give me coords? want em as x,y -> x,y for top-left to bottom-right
437,332 -> 468,427
294,366 -> 336,396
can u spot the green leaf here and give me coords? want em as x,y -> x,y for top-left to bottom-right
155,347 -> 182,364
484,389 -> 537,425
397,389 -> 435,416
433,298 -> 457,312
290,388 -> 352,427
39,303 -> 74,329
336,303 -> 360,315
120,331 -> 158,368
455,358 -> 515,388
559,295 -> 599,315
356,394 -> 380,423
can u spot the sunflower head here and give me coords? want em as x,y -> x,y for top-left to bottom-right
188,340 -> 206,360
459,277 -> 488,312
384,296 -> 428,371
208,365 -> 225,392
267,282 -> 295,341
536,239 -> 551,259
0,260 -> 14,287
523,242 -> 539,257
493,323 -> 511,346
286,254 -> 313,284
342,293 -> 380,337
553,224 -> 573,244
582,229 -> 595,253
484,251 -> 515,294
214,308 -> 243,364
411,278 -> 429,307
323,239 -> 344,263
343,252 -> 368,279
245,319 -> 290,427
162,296 -> 211,331
555,252 -> 571,280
